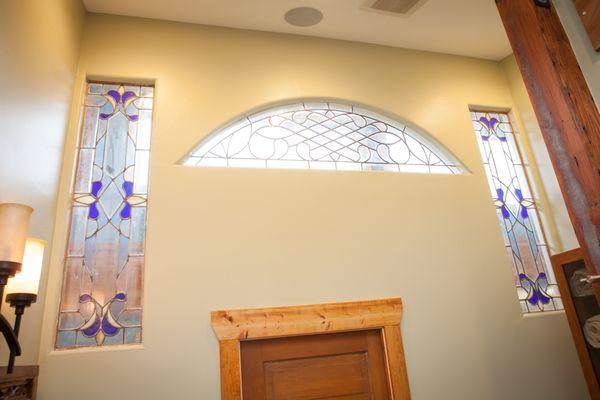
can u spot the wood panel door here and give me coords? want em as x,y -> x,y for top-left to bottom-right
552,249 -> 600,399
240,330 -> 391,400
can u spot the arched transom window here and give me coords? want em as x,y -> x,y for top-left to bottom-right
182,101 -> 464,174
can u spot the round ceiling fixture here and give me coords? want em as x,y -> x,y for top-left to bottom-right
284,7 -> 323,27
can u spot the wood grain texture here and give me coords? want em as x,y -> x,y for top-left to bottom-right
496,0 -> 600,297
383,325 -> 411,400
211,298 -> 403,341
241,330 -> 390,400
551,249 -> 600,400
212,298 -> 410,399
264,353 -> 371,399
573,0 -> 600,51
219,340 -> 242,400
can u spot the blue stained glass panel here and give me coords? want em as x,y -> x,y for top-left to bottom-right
472,111 -> 562,313
56,82 -> 154,349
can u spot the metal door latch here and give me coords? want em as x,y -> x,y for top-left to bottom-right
580,275 -> 600,284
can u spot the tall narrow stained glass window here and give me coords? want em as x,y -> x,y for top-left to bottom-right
182,102 -> 464,174
56,82 -> 154,349
471,111 -> 562,313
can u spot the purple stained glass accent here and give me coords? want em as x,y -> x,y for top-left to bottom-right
120,203 -> 131,219
107,90 -> 121,103
123,181 -> 133,197
495,188 -> 510,219
82,315 -> 101,337
479,116 -> 498,129
122,91 -> 135,104
102,316 -> 119,336
57,82 -> 154,349
107,89 -> 136,105
100,87 -> 140,121
87,181 -> 103,220
479,116 -> 507,142
519,273 -> 551,306
472,111 -> 561,314
79,294 -> 93,302
89,203 -> 99,220
79,293 -> 127,338
91,181 -> 102,196
515,189 -> 529,219
120,181 -> 134,219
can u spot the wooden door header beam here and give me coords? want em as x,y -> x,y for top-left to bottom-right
211,298 -> 402,341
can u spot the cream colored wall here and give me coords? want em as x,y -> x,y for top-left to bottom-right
500,55 -> 578,253
0,0 -> 85,366
37,14 -> 588,399
554,0 -> 600,109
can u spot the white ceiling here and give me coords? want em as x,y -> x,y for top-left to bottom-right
82,0 -> 512,61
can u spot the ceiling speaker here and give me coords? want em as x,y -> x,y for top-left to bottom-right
284,7 -> 324,27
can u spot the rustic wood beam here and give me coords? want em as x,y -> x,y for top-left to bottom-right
495,0 -> 600,295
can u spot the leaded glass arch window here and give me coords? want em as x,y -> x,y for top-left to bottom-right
182,102 -> 464,174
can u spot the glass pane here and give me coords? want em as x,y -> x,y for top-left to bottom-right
81,107 -> 99,148
182,102 -> 464,174
471,111 -> 562,314
56,82 -> 154,349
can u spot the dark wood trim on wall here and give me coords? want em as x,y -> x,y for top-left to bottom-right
495,0 -> 600,298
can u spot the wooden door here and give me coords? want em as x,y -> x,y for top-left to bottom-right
552,249 -> 600,399
240,330 -> 391,400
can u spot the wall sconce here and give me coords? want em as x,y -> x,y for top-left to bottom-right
0,203 -> 38,374
5,238 -> 45,373
0,203 -> 33,287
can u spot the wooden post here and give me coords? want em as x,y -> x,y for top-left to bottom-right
219,340 -> 242,400
495,0 -> 600,297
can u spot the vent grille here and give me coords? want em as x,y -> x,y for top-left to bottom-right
369,0 -> 423,14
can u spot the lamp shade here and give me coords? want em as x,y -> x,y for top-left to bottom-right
0,203 -> 33,263
6,238 -> 46,295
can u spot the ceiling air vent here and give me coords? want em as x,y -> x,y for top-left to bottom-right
367,0 -> 427,15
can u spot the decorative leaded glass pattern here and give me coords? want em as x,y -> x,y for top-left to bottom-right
472,111 -> 562,313
183,102 -> 463,174
56,82 -> 154,349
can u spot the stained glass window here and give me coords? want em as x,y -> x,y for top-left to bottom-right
471,111 -> 562,313
182,102 -> 463,174
56,82 -> 154,349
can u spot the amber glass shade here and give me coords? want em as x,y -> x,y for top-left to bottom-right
0,203 -> 33,263
6,238 -> 46,295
